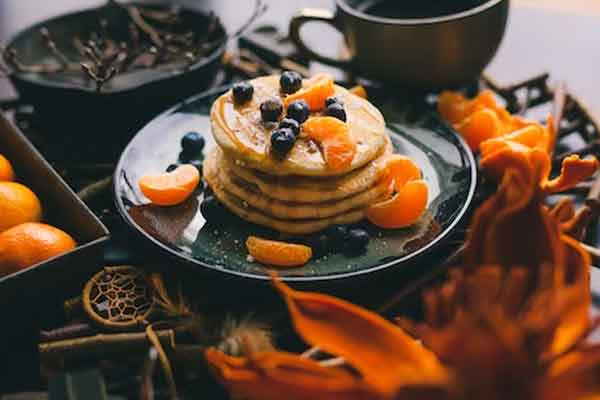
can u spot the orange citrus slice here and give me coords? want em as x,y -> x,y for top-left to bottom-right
366,180 -> 428,229
284,74 -> 335,111
246,236 -> 312,268
139,164 -> 200,206
302,117 -> 357,172
367,155 -> 428,229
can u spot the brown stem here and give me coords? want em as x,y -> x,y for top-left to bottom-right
39,329 -> 176,365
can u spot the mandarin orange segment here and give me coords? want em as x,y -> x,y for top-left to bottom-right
283,74 -> 335,111
0,154 -> 15,182
0,222 -> 76,277
302,116 -> 357,172
139,164 -> 200,206
0,182 -> 42,232
455,108 -> 502,151
246,236 -> 312,268
366,180 -> 428,229
437,91 -> 469,124
380,155 -> 422,191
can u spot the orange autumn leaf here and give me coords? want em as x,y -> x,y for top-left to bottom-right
542,154 -> 599,194
205,348 -> 375,400
272,277 -> 450,397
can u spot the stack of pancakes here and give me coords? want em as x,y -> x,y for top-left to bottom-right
204,76 -> 391,235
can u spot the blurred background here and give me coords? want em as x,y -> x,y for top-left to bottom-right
1,0 -> 599,113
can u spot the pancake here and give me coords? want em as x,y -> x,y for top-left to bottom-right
225,137 -> 393,203
206,149 -> 392,220
204,158 -> 366,234
211,75 -> 387,177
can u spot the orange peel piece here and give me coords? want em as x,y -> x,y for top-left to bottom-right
246,236 -> 312,268
284,74 -> 335,111
302,116 -> 357,172
138,164 -> 200,206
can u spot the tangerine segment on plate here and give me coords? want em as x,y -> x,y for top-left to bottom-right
0,181 -> 42,232
366,180 -> 429,229
0,222 -> 76,277
302,117 -> 357,172
283,74 -> 335,111
139,164 -> 200,206
380,155 -> 422,191
246,236 -> 312,268
0,154 -> 15,181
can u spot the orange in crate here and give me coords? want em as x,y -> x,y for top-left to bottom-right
0,222 -> 76,277
0,154 -> 14,182
0,181 -> 42,232
246,236 -> 312,268
139,164 -> 200,206
302,117 -> 357,172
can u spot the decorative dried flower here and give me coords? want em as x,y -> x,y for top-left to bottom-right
204,94 -> 600,400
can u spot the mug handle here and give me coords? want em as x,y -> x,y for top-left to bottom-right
289,8 -> 353,68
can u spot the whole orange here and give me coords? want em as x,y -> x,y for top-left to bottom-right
0,181 -> 43,232
0,154 -> 14,181
0,222 -> 76,277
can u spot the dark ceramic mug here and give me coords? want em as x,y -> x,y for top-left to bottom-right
290,0 -> 509,89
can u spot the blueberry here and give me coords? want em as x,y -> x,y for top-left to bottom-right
260,98 -> 283,122
280,71 -> 303,94
181,131 -> 205,156
324,225 -> 349,251
307,233 -> 330,256
278,118 -> 300,136
344,228 -> 370,255
325,96 -> 342,107
166,164 -> 178,172
232,81 -> 254,104
201,195 -> 230,223
271,128 -> 297,156
286,100 -> 310,123
325,103 -> 347,122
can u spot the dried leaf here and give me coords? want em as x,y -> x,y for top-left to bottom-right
272,277 -> 450,396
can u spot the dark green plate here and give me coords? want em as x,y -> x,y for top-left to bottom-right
114,87 -> 477,282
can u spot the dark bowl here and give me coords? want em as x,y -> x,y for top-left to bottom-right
5,1 -> 227,161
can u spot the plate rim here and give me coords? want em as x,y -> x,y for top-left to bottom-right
113,86 -> 478,282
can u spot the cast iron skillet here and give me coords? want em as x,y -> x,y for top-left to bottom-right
4,1 -> 227,161
113,86 -> 478,299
